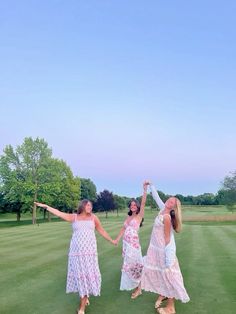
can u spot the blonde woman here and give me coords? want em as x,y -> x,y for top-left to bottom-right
141,182 -> 190,314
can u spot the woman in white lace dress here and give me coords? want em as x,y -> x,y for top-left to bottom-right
35,199 -> 115,314
141,183 -> 190,314
114,181 -> 148,298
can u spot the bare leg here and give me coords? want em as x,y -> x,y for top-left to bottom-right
77,296 -> 88,314
158,298 -> 175,314
155,295 -> 167,308
166,298 -> 175,313
131,283 -> 142,299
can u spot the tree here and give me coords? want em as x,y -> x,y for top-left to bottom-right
0,137 -> 80,223
192,193 -> 217,205
113,194 -> 126,216
94,189 -> 115,218
217,171 -> 236,212
80,178 -> 97,202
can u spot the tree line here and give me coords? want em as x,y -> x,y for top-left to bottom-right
0,137 -> 235,222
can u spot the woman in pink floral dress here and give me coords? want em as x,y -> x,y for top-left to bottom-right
115,181 -> 148,298
141,183 -> 190,314
35,199 -> 115,314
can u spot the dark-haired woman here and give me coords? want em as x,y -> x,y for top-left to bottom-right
140,183 -> 190,314
35,199 -> 115,314
114,181 -> 148,298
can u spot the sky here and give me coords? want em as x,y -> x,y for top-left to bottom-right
0,0 -> 235,197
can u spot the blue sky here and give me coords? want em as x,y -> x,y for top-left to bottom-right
0,1 -> 235,197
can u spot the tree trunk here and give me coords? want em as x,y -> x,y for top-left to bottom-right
106,211 -> 108,219
16,211 -> 21,222
32,190 -> 38,224
32,203 -> 37,224
47,211 -> 51,222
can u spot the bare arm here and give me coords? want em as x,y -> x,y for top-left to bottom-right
139,181 -> 148,219
34,202 -> 74,222
94,215 -> 115,244
163,215 -> 171,245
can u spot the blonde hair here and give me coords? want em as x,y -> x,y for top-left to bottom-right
174,198 -> 182,233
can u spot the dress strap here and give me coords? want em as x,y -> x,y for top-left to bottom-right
73,213 -> 77,222
162,213 -> 171,219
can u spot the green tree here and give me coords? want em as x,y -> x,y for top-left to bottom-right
113,194 -> 126,216
217,171 -> 236,212
80,178 -> 97,202
94,189 -> 115,218
0,137 -> 80,223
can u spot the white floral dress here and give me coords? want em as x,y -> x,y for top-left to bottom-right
66,215 -> 101,297
120,218 -> 143,290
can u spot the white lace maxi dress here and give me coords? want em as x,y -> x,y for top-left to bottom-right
120,219 -> 143,290
141,186 -> 190,302
66,215 -> 101,297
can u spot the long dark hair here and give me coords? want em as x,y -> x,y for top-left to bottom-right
127,198 -> 144,227
77,199 -> 92,214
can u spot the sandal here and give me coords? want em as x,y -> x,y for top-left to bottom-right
131,289 -> 142,299
157,307 -> 176,314
155,297 -> 168,308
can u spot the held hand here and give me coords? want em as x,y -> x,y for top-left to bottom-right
144,180 -> 151,186
143,181 -> 149,191
111,239 -> 118,246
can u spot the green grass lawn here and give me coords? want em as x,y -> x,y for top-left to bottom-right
0,209 -> 236,314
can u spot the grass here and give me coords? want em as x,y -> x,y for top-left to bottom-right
0,208 -> 236,314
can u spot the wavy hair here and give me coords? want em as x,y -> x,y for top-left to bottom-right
170,198 -> 182,233
77,199 -> 92,214
127,198 -> 144,227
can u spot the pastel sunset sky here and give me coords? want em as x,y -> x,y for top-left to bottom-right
1,1 -> 235,196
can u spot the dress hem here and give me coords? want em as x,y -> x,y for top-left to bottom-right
141,287 -> 190,303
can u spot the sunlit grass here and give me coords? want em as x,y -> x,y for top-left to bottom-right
0,210 -> 235,314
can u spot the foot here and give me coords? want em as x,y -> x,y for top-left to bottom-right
157,307 -> 176,314
131,288 -> 142,299
86,299 -> 90,306
77,311 -> 85,314
155,296 -> 167,308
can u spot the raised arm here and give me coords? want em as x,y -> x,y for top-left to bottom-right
139,181 -> 148,218
34,202 -> 74,222
150,184 -> 165,210
94,215 -> 115,245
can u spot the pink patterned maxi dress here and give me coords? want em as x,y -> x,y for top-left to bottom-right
120,218 -> 143,290
66,215 -> 101,297
141,186 -> 190,302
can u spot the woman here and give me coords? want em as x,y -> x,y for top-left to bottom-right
114,181 -> 148,298
35,199 -> 115,314
141,182 -> 190,314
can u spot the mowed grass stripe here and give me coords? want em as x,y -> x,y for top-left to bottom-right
199,226 -> 235,313
203,226 -> 236,303
1,220 -> 236,314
